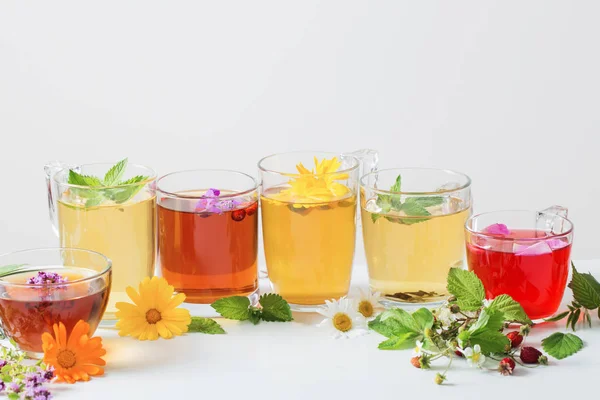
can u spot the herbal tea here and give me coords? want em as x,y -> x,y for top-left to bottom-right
158,190 -> 258,303
58,194 -> 155,319
261,188 -> 356,305
0,268 -> 109,353
362,201 -> 469,303
467,228 -> 572,320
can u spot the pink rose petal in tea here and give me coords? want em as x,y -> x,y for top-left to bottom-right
483,223 -> 511,236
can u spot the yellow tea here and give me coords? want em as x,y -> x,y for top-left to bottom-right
58,194 -> 155,319
362,201 -> 469,303
261,188 -> 356,305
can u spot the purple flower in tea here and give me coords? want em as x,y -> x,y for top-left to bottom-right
205,188 -> 220,197
27,272 -> 68,285
195,188 -> 242,214
483,223 -> 510,236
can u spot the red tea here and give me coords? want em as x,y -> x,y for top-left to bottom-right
467,229 -> 571,320
158,193 -> 258,303
0,268 -> 109,353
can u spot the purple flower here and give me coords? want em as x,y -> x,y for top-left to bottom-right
7,382 -> 21,393
33,387 -> 52,400
205,188 -> 220,197
42,367 -> 54,382
27,271 -> 68,285
24,372 -> 43,387
0,359 -> 7,369
0,381 -> 5,392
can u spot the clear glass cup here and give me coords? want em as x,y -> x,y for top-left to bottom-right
360,168 -> 472,307
258,150 -> 378,311
465,208 -> 574,320
156,170 -> 259,305
0,248 -> 111,358
44,162 -> 156,323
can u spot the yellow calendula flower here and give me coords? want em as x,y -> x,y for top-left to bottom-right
276,156 -> 350,205
116,276 -> 191,340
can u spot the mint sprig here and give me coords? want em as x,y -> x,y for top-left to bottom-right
211,294 -> 293,325
370,174 -> 443,224
67,158 -> 150,207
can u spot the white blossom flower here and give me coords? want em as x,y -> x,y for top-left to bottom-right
317,297 -> 368,339
462,345 -> 486,368
412,340 -> 425,357
355,289 -> 383,319
434,306 -> 456,326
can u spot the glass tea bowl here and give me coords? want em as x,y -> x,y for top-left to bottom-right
0,248 -> 112,358
465,209 -> 574,320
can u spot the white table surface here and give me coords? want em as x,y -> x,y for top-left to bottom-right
52,260 -> 600,400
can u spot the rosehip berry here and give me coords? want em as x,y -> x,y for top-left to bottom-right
498,357 -> 515,375
231,209 -> 246,221
245,202 -> 258,216
506,331 -> 524,350
410,356 -> 421,369
520,346 -> 546,364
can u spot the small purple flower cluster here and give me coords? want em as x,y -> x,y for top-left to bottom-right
195,188 -> 242,214
2,364 -> 54,400
26,272 -> 68,285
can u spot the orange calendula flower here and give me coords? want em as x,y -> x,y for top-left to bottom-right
116,276 -> 191,340
276,156 -> 350,205
41,320 -> 106,384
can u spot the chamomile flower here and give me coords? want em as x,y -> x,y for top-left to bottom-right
356,289 -> 383,319
462,345 -> 486,368
317,297 -> 367,339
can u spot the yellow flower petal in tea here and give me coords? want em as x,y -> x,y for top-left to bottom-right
116,276 -> 191,341
275,156 -> 350,206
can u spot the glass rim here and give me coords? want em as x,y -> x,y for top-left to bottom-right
465,210 -> 574,241
156,169 -> 259,199
0,247 -> 112,288
51,162 -> 157,189
257,150 -> 360,177
360,167 -> 472,195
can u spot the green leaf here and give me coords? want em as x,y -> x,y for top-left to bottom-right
408,196 -> 444,207
469,308 -> 504,335
489,294 -> 533,325
103,158 -> 128,185
105,175 -> 149,204
0,264 -> 29,278
67,170 -> 102,186
390,175 -> 402,192
211,296 -> 250,321
369,314 -> 401,338
469,330 -> 510,355
85,194 -> 105,207
379,309 -> 421,335
259,293 -> 293,322
542,332 -> 583,360
446,268 -> 485,311
248,308 -> 262,325
400,200 -> 431,217
412,308 -> 434,331
571,308 -> 581,331
544,311 -> 570,322
457,330 -> 471,345
188,317 -> 226,334
568,263 -> 600,310
371,213 -> 382,223
377,332 -> 419,350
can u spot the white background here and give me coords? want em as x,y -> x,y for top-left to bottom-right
1,1 -> 598,260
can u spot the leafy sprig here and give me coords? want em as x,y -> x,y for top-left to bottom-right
188,317 -> 226,334
369,268 -> 583,384
371,174 -> 443,224
211,294 -> 293,325
545,262 -> 600,330
67,158 -> 150,207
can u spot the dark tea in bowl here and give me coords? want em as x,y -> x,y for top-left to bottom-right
465,208 -> 573,321
0,248 -> 111,358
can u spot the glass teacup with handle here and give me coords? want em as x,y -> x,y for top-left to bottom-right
44,159 -> 156,324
